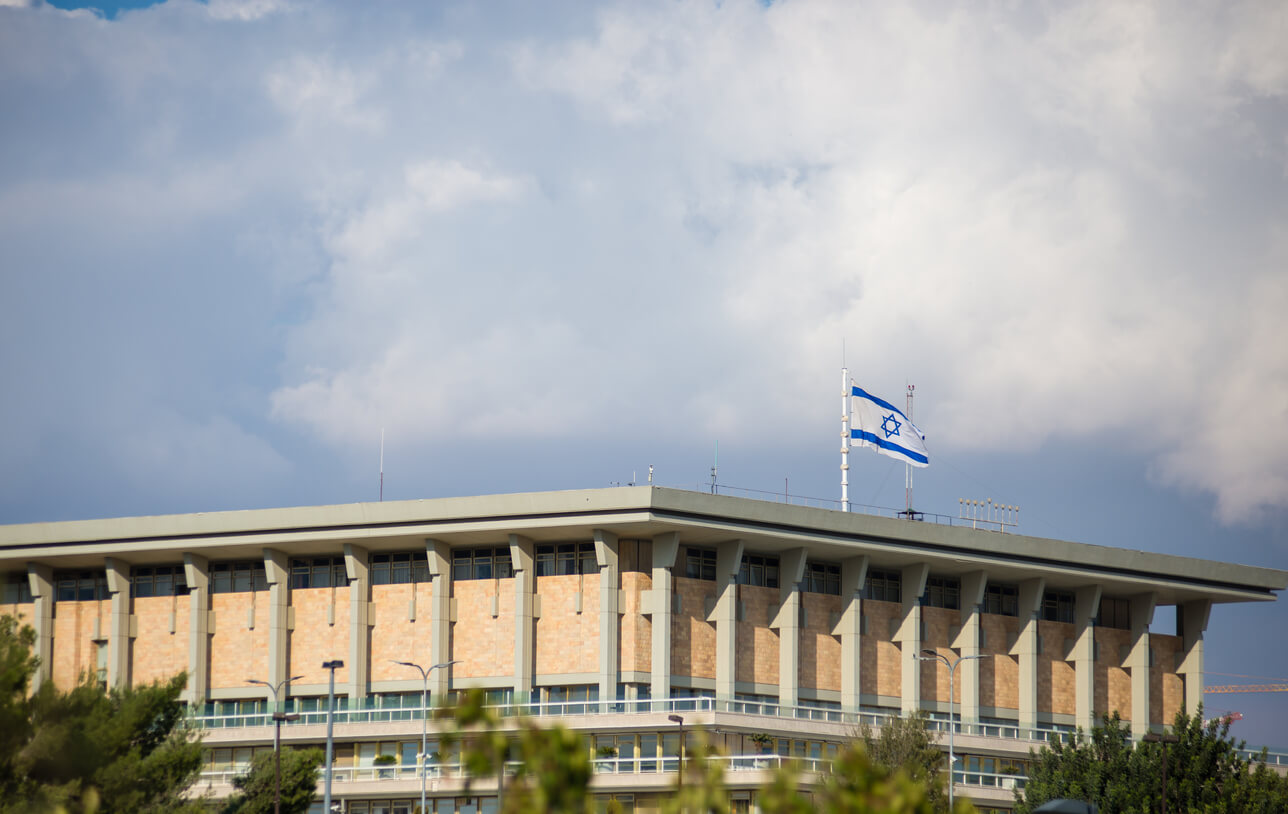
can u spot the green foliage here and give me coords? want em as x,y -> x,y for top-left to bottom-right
0,614 -> 206,814
859,711 -> 949,812
220,747 -> 324,814
1016,708 -> 1288,814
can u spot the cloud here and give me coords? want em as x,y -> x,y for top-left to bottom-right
0,0 -> 1285,523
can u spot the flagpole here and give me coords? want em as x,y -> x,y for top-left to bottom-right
841,368 -> 850,512
904,385 -> 914,517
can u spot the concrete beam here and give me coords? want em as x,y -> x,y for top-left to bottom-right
593,529 -> 620,706
104,558 -> 132,690
1129,592 -> 1157,737
509,534 -> 536,703
650,532 -> 680,702
838,555 -> 868,714
27,564 -> 53,689
773,548 -> 808,708
714,540 -> 745,702
1178,599 -> 1211,714
957,571 -> 988,725
343,543 -> 370,700
182,553 -> 211,705
425,539 -> 453,699
1015,577 -> 1046,731
262,548 -> 291,708
1073,584 -> 1103,732
899,562 -> 930,716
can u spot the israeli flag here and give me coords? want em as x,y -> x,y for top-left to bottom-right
851,385 -> 929,467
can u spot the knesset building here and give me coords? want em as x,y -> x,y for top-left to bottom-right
2,487 -> 1284,813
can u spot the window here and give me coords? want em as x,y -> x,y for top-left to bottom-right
451,548 -> 513,581
290,557 -> 347,589
54,571 -> 108,602
1042,590 -> 1075,623
737,554 -> 779,588
684,548 -> 717,581
2,573 -> 32,604
984,584 -> 1018,616
805,562 -> 841,595
210,561 -> 268,593
863,569 -> 901,603
922,576 -> 960,609
371,552 -> 430,585
535,543 -> 597,576
131,565 -> 189,598
1098,596 -> 1132,630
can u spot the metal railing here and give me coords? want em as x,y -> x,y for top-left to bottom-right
189,697 -> 1288,766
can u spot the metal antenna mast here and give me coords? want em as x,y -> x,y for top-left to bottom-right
904,385 -> 915,516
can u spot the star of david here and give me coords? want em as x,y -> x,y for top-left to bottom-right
881,413 -> 902,439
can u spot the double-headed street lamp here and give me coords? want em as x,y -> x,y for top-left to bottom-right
915,649 -> 984,812
321,660 -> 345,814
1143,732 -> 1180,814
392,659 -> 459,814
247,675 -> 304,814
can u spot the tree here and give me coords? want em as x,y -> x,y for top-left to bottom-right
220,747 -> 324,814
859,711 -> 949,812
0,614 -> 207,814
1016,709 -> 1288,814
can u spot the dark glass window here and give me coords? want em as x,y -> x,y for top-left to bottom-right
210,561 -> 268,593
131,564 -> 189,598
1,573 -> 32,604
54,571 -> 108,602
737,554 -> 780,588
805,562 -> 841,595
983,584 -> 1018,617
863,569 -> 901,603
451,548 -> 513,581
684,548 -> 717,581
290,557 -> 348,589
1042,591 -> 1075,623
371,552 -> 430,585
1098,597 -> 1132,630
922,576 -> 960,609
535,543 -> 597,577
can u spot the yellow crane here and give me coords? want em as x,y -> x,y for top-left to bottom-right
1204,684 -> 1288,694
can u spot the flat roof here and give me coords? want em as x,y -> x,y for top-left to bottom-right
1,487 -> 1284,605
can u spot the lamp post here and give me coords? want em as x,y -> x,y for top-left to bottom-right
915,650 -> 984,812
1143,732 -> 1180,814
321,660 -> 344,814
393,659 -> 459,814
667,714 -> 685,799
247,674 -> 304,814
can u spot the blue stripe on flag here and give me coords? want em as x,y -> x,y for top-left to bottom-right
850,428 -> 929,466
852,386 -> 911,421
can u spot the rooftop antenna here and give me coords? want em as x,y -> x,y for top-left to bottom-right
379,428 -> 385,502
710,441 -> 718,495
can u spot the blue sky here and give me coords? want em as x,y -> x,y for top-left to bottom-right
2,0 -> 1286,747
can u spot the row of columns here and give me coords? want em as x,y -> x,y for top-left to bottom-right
22,534 -> 1212,736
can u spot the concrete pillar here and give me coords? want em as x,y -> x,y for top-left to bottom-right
262,548 -> 291,708
1073,584 -> 1102,733
713,540 -> 745,703
1014,577 -> 1046,731
593,529 -> 620,706
899,563 -> 930,716
182,553 -> 211,706
837,555 -> 868,714
27,564 -> 54,690
104,558 -> 132,690
425,539 -> 453,699
772,548 -> 808,708
509,535 -> 535,703
1129,592 -> 1157,737
956,571 -> 987,725
649,532 -> 680,702
1177,599 -> 1211,715
343,544 -> 370,701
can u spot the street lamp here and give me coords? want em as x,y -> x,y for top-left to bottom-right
915,649 -> 984,811
1143,732 -> 1180,814
247,675 -> 304,814
392,659 -> 459,814
668,714 -> 685,797
321,660 -> 344,814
